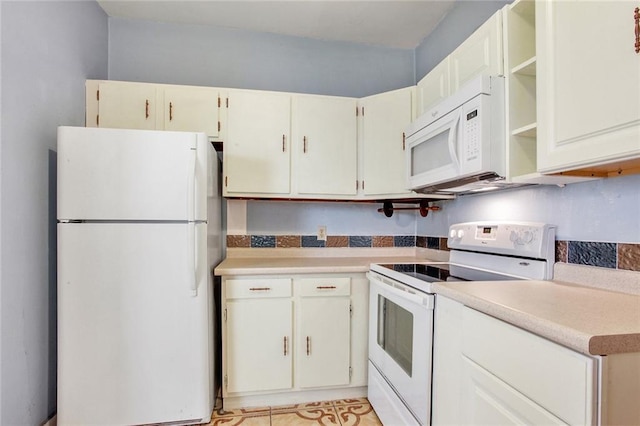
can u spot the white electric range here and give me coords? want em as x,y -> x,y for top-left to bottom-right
367,221 -> 557,426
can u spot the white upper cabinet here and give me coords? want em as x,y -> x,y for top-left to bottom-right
417,10 -> 503,116
417,58 -> 450,115
164,86 -> 221,139
449,10 -> 504,93
359,87 -> 415,196
293,95 -> 358,196
536,0 -> 640,175
224,90 -> 291,196
87,80 -> 224,141
97,81 -> 158,130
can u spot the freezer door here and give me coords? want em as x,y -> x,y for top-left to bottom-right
57,222 -> 212,425
57,126 -> 209,221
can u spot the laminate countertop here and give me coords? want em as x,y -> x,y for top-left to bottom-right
214,255 -> 640,356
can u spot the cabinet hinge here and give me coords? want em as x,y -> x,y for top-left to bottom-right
218,121 -> 221,132
226,98 -> 229,108
96,115 -> 99,126
356,106 -> 359,117
349,303 -> 353,317
349,366 -> 352,380
224,307 -> 227,322
224,374 -> 228,389
356,180 -> 359,191
218,96 -> 221,108
96,90 -> 99,101
361,107 -> 364,117
225,176 -> 228,187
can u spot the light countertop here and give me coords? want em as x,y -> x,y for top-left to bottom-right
214,253 -> 640,356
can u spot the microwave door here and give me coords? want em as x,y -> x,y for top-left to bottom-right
407,107 -> 462,190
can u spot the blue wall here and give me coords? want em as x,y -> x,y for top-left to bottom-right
108,18 -> 414,97
0,2 -> 108,423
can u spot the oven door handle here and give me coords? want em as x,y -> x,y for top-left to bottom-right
367,272 -> 434,308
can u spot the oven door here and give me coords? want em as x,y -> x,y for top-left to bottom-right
367,271 -> 434,425
406,106 -> 462,191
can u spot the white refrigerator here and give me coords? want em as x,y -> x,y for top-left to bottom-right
56,126 -> 221,425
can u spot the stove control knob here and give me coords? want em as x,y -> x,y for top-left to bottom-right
510,230 -> 519,242
449,229 -> 457,238
456,229 -> 465,239
523,230 -> 533,243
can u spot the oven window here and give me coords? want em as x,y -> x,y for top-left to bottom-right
377,295 -> 413,376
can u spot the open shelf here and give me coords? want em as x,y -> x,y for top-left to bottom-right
512,122 -> 537,137
512,56 -> 536,76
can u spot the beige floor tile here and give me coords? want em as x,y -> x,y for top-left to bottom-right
336,403 -> 382,426
272,400 -> 334,414
272,407 -> 340,426
210,414 -> 271,426
212,406 -> 270,418
332,397 -> 370,407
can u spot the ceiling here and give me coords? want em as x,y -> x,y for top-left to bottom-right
96,0 -> 457,49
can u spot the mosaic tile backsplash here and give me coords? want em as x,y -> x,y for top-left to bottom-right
228,234 -> 640,272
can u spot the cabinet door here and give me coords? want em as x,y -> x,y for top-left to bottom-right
450,10 -> 504,92
417,58 -> 450,115
360,87 -> 414,196
164,87 -> 221,140
460,356 -> 565,425
225,298 -> 292,393
297,296 -> 351,388
98,82 -> 158,130
294,95 -> 357,196
537,1 -> 640,173
225,90 -> 291,195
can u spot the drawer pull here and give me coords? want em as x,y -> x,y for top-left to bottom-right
316,285 -> 337,290
249,287 -> 271,291
306,336 -> 311,356
284,336 -> 288,356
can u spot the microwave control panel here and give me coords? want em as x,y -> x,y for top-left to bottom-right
464,108 -> 480,160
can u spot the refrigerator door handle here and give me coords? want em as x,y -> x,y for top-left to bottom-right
188,222 -> 197,296
187,144 -> 197,222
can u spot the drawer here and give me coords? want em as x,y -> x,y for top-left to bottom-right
297,277 -> 351,297
225,278 -> 292,299
462,307 -> 596,425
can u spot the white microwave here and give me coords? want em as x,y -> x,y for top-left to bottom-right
406,75 -> 506,193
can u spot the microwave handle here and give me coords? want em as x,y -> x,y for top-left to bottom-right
448,110 -> 461,169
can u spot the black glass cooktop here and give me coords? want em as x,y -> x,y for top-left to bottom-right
378,263 -> 525,283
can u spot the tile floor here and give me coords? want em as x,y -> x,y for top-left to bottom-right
207,398 -> 382,426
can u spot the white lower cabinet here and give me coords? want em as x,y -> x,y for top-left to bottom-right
433,295 -> 640,426
221,273 -> 368,409
297,278 -> 351,388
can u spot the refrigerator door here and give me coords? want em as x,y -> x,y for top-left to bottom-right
57,126 -> 208,221
57,222 -> 212,425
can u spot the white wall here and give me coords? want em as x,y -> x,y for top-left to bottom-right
0,2 -> 107,424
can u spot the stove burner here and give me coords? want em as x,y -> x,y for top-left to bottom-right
378,263 -> 525,283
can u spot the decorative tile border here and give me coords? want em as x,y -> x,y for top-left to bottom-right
228,234 -> 639,273
227,234 -> 421,249
555,240 -> 640,272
